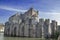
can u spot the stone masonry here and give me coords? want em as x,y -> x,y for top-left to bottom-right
4,8 -> 58,38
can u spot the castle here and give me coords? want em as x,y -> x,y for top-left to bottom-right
4,8 -> 58,38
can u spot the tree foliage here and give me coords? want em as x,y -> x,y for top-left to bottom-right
54,31 -> 60,39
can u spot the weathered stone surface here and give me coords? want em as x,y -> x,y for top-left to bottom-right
4,8 -> 58,38
51,20 -> 57,36
43,19 -> 50,38
24,24 -> 29,37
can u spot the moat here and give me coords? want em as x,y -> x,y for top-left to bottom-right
0,33 -> 57,40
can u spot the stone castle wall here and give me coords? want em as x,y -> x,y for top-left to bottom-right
4,8 -> 57,38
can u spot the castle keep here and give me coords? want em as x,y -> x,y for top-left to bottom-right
4,8 -> 57,38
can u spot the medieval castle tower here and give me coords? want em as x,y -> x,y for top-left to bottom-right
4,8 -> 57,38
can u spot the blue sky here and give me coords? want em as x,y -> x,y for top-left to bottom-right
0,0 -> 60,25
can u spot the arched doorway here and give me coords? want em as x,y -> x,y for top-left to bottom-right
14,27 -> 16,36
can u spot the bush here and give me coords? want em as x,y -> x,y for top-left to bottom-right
54,31 -> 60,39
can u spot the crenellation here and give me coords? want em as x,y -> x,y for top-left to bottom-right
4,8 -> 58,38
51,20 -> 57,36
43,19 -> 50,38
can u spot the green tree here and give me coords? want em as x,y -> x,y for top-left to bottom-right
54,31 -> 60,39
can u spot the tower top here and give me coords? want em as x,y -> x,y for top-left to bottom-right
26,8 -> 38,17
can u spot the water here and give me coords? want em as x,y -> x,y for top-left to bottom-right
0,33 -> 57,40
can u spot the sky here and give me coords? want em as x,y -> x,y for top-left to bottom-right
0,0 -> 60,25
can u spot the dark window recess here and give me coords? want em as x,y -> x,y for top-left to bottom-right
22,20 -> 25,23
14,27 -> 16,36
29,19 -> 32,24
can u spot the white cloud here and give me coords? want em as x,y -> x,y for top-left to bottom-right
33,10 -> 60,25
0,6 -> 60,25
0,6 -> 27,12
42,11 -> 60,25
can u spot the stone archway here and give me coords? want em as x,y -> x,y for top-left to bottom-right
14,27 -> 16,36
